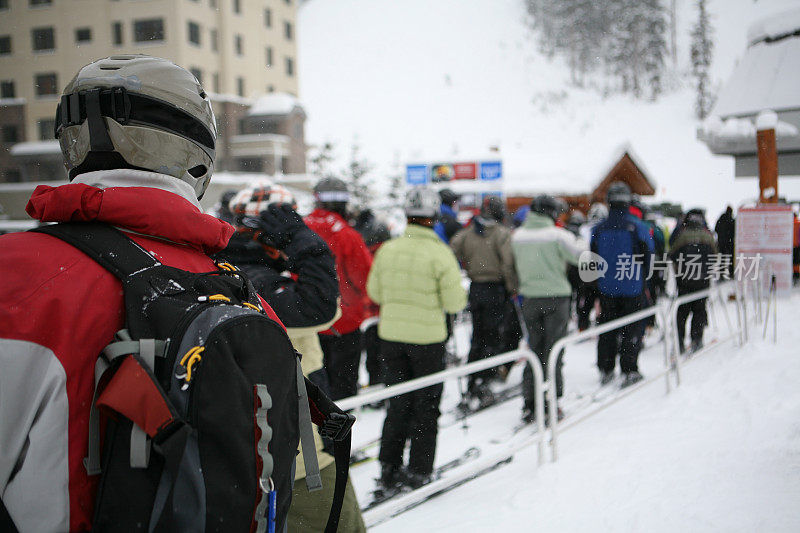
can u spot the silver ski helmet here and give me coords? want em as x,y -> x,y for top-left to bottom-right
404,187 -> 440,218
55,55 -> 217,199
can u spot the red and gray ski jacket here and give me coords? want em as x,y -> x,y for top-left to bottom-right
0,170 -> 281,532
304,208 -> 373,336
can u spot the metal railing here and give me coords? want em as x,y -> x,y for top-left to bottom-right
544,303 -> 665,461
337,347 -> 547,525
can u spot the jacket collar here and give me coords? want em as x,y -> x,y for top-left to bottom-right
25,170 -> 234,254
405,223 -> 440,240
522,212 -> 554,229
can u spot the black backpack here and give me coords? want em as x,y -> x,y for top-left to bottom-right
32,222 -> 355,533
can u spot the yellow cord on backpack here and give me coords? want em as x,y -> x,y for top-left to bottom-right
217,262 -> 238,272
180,345 -> 204,367
209,294 -> 231,302
185,351 -> 203,383
242,302 -> 262,312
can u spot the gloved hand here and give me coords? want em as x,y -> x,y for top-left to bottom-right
256,203 -> 306,250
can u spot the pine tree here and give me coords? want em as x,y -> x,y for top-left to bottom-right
643,0 -> 668,100
308,141 -> 336,178
690,0 -> 714,119
343,142 -> 373,211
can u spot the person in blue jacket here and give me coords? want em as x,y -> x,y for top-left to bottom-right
590,182 -> 655,387
434,188 -> 463,243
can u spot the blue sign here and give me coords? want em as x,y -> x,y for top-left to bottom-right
479,161 -> 503,181
406,164 -> 429,185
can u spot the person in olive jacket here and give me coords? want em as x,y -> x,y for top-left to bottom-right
367,187 -> 467,492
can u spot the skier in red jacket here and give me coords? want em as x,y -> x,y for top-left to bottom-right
305,177 -> 374,400
0,56 -> 282,532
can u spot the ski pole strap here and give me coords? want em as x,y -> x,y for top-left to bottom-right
31,222 -> 161,280
0,497 -> 19,533
301,376 -> 356,533
296,361 -> 322,492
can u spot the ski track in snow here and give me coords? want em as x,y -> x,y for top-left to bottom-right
357,294 -> 800,532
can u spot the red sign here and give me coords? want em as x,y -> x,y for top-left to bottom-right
453,162 -> 477,180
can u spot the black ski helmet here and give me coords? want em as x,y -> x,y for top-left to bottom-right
481,196 -> 506,222
529,194 -> 560,221
314,176 -> 350,215
606,182 -> 632,210
439,188 -> 458,208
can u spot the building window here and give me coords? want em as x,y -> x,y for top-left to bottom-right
1,125 -> 19,144
233,0 -> 240,14
190,67 -> 202,84
29,0 -> 52,6
285,57 -> 294,77
210,28 -> 218,52
234,34 -> 243,56
236,157 -> 264,172
284,21 -> 293,41
264,8 -> 272,28
32,27 -> 55,51
284,0 -> 291,4
210,0 -> 217,7
38,118 -> 55,140
267,85 -> 274,93
236,77 -> 244,97
133,18 -> 165,43
0,36 -> 10,55
265,47 -> 273,67
1,80 -> 15,98
0,0 -> 9,10
5,169 -> 22,183
187,21 -> 200,46
112,22 -> 123,45
75,27 -> 92,44
212,73 -> 219,93
34,73 -> 58,97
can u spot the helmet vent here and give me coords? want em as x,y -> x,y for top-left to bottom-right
188,165 -> 207,178
100,66 -> 120,70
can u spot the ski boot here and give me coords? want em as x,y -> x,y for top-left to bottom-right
621,370 -> 644,388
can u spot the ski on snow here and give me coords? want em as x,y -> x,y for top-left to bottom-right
363,447 -> 482,511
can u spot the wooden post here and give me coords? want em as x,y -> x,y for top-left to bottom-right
757,128 -> 778,203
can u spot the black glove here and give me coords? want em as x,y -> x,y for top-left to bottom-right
256,203 -> 307,249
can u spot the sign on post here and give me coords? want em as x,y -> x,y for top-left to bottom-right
736,204 -> 794,296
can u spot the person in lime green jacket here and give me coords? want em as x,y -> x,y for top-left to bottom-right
367,187 -> 467,493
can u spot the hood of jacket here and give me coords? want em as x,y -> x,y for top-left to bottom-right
25,169 -> 234,255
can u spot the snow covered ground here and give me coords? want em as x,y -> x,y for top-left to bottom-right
349,292 -> 800,532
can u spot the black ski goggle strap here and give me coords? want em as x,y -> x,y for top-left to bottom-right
55,87 -> 215,154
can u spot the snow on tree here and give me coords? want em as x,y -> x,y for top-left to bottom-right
308,141 -> 336,178
690,0 -> 715,119
343,141 -> 374,211
525,0 -> 669,100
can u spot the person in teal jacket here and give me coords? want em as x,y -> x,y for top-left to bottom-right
367,187 -> 467,493
512,195 -> 587,423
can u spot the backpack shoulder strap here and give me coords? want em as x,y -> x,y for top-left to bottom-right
31,222 -> 161,280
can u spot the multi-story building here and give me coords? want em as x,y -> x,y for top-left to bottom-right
0,0 -> 306,183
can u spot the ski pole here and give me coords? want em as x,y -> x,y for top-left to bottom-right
449,312 -> 470,432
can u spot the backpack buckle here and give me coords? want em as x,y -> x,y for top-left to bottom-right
318,412 -> 355,442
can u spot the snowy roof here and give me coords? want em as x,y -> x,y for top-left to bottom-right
713,8 -> 800,117
9,140 -> 61,156
747,7 -> 800,45
248,93 -> 303,116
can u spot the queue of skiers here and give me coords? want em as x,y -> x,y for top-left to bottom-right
211,176 -> 729,518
